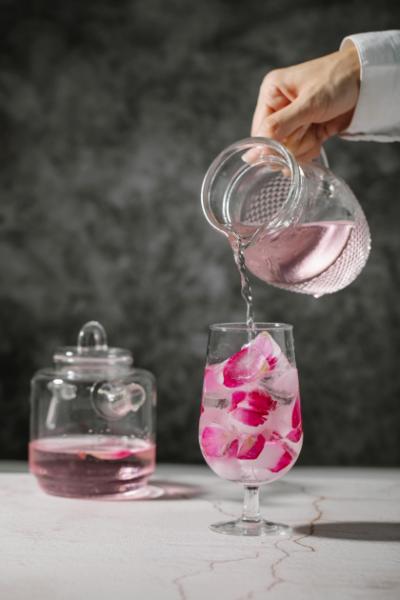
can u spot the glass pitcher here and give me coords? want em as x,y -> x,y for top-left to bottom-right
201,137 -> 371,296
29,321 -> 156,498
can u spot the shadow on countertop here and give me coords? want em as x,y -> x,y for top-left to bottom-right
295,521 -> 400,542
147,479 -> 204,501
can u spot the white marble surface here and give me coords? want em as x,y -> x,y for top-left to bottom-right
1,464 -> 400,600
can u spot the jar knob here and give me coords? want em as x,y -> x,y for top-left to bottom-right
77,321 -> 108,353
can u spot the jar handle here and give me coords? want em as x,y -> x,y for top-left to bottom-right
91,381 -> 146,421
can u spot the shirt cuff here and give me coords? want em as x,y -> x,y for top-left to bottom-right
340,31 -> 400,141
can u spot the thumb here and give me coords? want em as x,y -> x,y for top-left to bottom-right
256,99 -> 312,141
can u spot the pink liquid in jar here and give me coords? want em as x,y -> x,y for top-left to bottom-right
29,435 -> 156,498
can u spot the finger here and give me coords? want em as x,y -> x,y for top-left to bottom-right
283,124 -> 308,151
251,87 -> 290,136
242,146 -> 269,165
297,144 -> 323,164
285,125 -> 319,157
255,98 -> 312,140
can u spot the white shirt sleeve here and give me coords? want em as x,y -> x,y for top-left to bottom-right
340,31 -> 400,142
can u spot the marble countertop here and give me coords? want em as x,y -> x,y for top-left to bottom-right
1,464 -> 400,599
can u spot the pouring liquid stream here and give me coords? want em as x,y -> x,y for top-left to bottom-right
231,233 -> 256,337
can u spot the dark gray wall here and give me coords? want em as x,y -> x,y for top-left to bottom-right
1,0 -> 399,465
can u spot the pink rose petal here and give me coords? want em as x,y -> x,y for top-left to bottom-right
200,425 -> 235,458
223,333 -> 278,388
287,426 -> 303,443
230,389 -> 277,426
231,407 -> 267,426
237,434 -> 266,459
267,355 -> 278,370
270,447 -> 293,472
247,389 -> 277,414
292,396 -> 302,429
113,450 -> 133,459
226,439 -> 239,457
223,347 -> 263,387
89,449 -> 132,460
230,391 -> 246,411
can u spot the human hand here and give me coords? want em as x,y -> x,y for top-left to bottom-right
251,43 -> 361,162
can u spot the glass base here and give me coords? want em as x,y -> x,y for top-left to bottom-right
210,518 -> 292,537
36,477 -> 161,500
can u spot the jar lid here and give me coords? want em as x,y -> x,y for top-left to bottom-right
53,321 -> 133,367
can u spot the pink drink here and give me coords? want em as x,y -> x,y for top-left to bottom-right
243,220 -> 356,296
29,435 -> 156,498
199,332 -> 302,484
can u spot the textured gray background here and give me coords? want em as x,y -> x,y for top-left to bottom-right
0,0 -> 399,465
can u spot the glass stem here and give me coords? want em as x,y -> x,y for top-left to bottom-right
242,485 -> 261,522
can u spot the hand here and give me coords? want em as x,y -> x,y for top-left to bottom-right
251,43 -> 361,162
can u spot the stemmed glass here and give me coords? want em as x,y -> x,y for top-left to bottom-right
199,323 -> 303,536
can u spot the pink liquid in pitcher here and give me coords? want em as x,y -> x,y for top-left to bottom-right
199,331 -> 302,485
244,220 -> 354,295
29,435 -> 156,498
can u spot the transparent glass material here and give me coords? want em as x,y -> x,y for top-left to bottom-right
201,138 -> 371,296
199,323 -> 302,536
29,321 -> 156,498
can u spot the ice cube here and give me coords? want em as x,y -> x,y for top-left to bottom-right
256,439 -> 294,472
264,398 -> 294,438
230,407 -> 268,427
203,363 -> 227,397
200,424 -> 233,458
207,456 -> 243,481
228,388 -> 277,428
237,434 -> 266,459
222,331 -> 279,388
202,395 -> 230,409
261,367 -> 299,405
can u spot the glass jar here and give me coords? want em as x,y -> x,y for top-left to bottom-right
201,137 -> 371,296
29,321 -> 156,498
